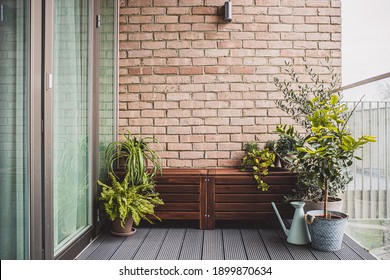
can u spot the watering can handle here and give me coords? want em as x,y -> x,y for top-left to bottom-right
304,214 -> 316,225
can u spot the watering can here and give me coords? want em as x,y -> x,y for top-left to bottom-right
271,201 -> 311,245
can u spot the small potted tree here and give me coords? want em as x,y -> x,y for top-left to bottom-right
294,94 -> 375,251
296,93 -> 376,251
274,60 -> 376,251
97,131 -> 164,236
274,61 -> 349,210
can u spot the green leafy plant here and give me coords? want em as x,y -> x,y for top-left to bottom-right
104,131 -> 162,185
274,59 -> 341,132
264,140 -> 276,152
98,171 -> 163,227
99,131 -> 164,228
241,146 -> 276,191
274,60 -> 350,201
244,141 -> 260,154
274,60 -> 377,213
293,94 -> 376,218
274,125 -> 299,169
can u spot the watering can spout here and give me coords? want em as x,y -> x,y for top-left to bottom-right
271,202 -> 289,236
271,201 -> 311,245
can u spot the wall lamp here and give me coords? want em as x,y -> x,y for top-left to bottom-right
223,1 -> 233,22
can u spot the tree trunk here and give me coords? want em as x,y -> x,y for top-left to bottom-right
324,179 -> 329,219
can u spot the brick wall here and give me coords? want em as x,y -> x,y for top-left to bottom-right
118,0 -> 341,168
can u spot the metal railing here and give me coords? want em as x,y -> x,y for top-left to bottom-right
342,73 -> 390,259
345,101 -> 390,219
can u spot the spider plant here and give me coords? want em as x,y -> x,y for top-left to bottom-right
104,131 -> 162,186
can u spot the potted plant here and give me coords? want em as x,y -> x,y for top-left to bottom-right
98,131 -> 164,236
97,171 -> 163,236
274,60 -> 376,251
273,125 -> 298,170
294,94 -> 375,251
274,61 -> 349,210
241,142 -> 276,191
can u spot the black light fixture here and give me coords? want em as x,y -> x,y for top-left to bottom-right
224,0 -> 233,22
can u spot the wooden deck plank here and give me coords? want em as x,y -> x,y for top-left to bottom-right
222,229 -> 247,260
202,229 -> 224,260
110,228 -> 151,260
334,242 -> 364,260
77,226 -> 376,261
309,248 -> 340,260
179,228 -> 204,260
342,234 -> 377,260
277,230 -> 316,260
76,232 -> 107,260
133,228 -> 168,260
156,228 -> 186,260
87,234 -> 126,260
241,229 -> 270,260
260,229 -> 293,260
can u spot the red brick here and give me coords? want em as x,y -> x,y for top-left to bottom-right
167,41 -> 191,49
166,76 -> 191,84
218,40 -> 242,49
179,0 -> 203,6
155,15 -> 179,23
205,117 -> 229,125
193,143 -> 218,151
180,135 -> 205,143
231,66 -> 255,74
180,66 -> 203,75
154,67 -> 178,75
154,49 -> 178,57
141,7 -> 165,15
166,24 -> 191,31
192,40 -> 216,49
192,7 -> 217,14
180,151 -> 204,159
193,160 -> 218,167
128,67 -> 152,75
204,66 -> 229,74
154,0 -> 177,6
155,33 -> 179,41
180,118 -> 204,126
180,15 -> 204,23
192,126 -> 217,134
127,0 -> 152,7
168,143 -> 192,151
141,41 -> 165,49
167,7 -> 190,14
167,126 -> 191,135
193,57 -> 218,65
120,8 -> 140,15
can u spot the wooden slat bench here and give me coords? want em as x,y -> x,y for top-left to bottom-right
153,168 -> 296,229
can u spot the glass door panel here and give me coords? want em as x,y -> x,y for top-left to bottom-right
0,0 -> 30,259
52,0 -> 90,253
99,0 -> 116,178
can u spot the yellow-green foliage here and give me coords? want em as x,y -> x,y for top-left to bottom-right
98,171 -> 164,227
241,148 -> 276,191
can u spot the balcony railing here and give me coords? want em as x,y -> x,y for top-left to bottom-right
343,74 -> 390,260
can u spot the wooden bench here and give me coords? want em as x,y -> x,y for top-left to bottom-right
155,168 -> 296,229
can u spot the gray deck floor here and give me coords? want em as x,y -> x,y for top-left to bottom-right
76,226 -> 376,260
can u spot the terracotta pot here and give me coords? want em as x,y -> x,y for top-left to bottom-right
111,217 -> 136,237
303,197 -> 343,213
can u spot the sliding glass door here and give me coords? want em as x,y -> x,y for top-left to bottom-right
52,0 -> 91,253
0,0 -> 30,259
0,0 -> 116,259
